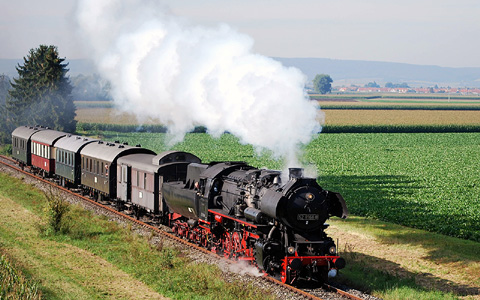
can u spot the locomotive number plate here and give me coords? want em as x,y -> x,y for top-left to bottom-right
297,214 -> 319,221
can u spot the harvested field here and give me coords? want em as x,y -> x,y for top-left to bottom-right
324,109 -> 480,126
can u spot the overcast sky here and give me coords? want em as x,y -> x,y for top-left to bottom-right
1,0 -> 479,68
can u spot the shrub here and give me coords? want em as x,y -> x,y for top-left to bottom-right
41,189 -> 71,235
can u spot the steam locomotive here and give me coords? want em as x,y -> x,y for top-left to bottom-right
11,125 -> 348,285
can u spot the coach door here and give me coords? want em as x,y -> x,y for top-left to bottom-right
121,164 -> 132,201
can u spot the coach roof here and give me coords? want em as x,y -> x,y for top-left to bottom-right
81,141 -> 155,163
31,129 -> 67,145
12,125 -> 47,140
55,135 -> 98,153
118,153 -> 159,173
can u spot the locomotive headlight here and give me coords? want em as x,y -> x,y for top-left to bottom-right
328,246 -> 336,255
306,193 -> 314,201
287,246 -> 296,255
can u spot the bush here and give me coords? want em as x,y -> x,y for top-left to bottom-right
0,144 -> 12,156
41,189 -> 71,235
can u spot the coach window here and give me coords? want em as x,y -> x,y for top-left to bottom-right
101,162 -> 104,176
96,161 -> 99,174
144,173 -> 147,190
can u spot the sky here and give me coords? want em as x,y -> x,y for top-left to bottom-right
1,0 -> 479,68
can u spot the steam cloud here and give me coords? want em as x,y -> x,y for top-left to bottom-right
75,0 -> 321,166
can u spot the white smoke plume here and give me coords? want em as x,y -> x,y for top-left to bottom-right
75,0 -> 321,167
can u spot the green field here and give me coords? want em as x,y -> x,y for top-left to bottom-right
92,131 -> 480,243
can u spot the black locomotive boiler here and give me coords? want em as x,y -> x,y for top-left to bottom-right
162,161 -> 348,284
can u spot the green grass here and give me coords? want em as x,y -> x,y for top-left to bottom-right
0,253 -> 41,300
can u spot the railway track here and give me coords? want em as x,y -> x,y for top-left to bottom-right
0,154 -> 378,300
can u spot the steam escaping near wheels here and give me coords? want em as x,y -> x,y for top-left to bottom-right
74,0 -> 322,168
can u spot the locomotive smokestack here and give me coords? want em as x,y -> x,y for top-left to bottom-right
289,168 -> 304,180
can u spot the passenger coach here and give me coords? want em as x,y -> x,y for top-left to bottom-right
11,125 -> 47,167
117,151 -> 201,216
54,134 -> 98,187
30,129 -> 66,176
80,141 -> 155,201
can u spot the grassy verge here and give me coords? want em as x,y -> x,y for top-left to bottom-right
0,173 -> 274,300
328,217 -> 480,300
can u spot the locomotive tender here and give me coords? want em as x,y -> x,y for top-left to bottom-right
11,125 -> 348,285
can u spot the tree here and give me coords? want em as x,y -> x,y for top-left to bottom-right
6,45 -> 76,133
313,74 -> 333,94
365,81 -> 380,88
